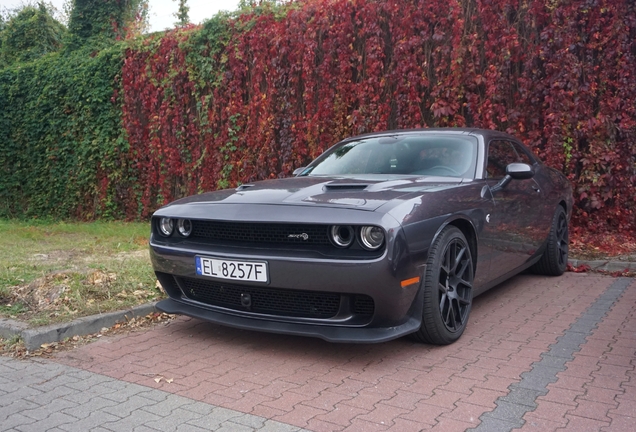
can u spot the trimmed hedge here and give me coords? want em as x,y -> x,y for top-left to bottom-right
0,45 -> 126,219
1,0 -> 635,235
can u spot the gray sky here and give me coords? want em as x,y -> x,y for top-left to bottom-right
0,0 -> 242,33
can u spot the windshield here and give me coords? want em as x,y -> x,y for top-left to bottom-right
301,135 -> 478,178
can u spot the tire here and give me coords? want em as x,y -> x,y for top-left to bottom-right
531,206 -> 568,276
412,226 -> 474,345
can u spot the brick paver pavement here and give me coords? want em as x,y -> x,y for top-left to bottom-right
2,273 -> 634,431
0,356 -> 306,432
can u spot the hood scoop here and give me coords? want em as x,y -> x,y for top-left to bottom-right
323,182 -> 370,191
236,184 -> 255,191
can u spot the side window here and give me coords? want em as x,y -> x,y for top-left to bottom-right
510,142 -> 534,165
487,140 -> 519,178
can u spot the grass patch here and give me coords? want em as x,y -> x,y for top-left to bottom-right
0,220 -> 163,326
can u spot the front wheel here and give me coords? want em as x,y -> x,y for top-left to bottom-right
412,226 -> 474,345
532,206 -> 568,276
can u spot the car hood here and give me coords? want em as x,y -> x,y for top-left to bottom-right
166,176 -> 466,212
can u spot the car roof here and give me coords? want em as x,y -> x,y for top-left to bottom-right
339,128 -> 517,143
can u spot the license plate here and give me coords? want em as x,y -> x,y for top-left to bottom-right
195,256 -> 268,283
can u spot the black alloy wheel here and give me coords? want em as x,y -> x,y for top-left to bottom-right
412,226 -> 474,345
532,206 -> 568,276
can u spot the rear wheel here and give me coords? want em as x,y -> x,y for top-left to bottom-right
412,226 -> 474,345
532,206 -> 568,276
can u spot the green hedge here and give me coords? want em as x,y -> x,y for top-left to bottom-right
0,45 -> 126,219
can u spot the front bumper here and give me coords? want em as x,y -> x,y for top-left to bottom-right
150,233 -> 425,343
156,295 -> 423,343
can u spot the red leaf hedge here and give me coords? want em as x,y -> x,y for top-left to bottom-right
120,0 -> 635,234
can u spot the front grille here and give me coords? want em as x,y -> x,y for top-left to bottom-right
191,221 -> 331,246
176,276 -> 374,319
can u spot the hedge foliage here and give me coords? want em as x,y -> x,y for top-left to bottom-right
67,0 -> 146,43
0,3 -> 66,66
1,0 -> 635,235
0,45 -> 125,219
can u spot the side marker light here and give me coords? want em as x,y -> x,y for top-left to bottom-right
400,277 -> 421,288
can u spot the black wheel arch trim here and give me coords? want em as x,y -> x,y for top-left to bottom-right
427,215 -> 479,274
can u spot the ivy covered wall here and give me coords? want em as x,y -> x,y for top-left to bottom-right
1,0 -> 635,236
0,46 -> 125,219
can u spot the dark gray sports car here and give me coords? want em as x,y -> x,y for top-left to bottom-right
151,128 -> 572,344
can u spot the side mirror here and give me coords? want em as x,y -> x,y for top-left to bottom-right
506,163 -> 534,180
490,163 -> 534,193
293,167 -> 306,176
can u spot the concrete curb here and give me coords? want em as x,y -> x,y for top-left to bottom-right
568,258 -> 636,273
0,317 -> 29,339
1,302 -> 158,351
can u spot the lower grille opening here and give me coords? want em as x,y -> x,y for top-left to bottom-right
176,276 -> 374,319
353,295 -> 375,316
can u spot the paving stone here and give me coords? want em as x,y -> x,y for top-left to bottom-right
137,389 -> 171,403
228,413 -> 266,429
0,413 -> 37,432
537,354 -> 569,369
61,395 -> 121,415
58,411 -> 121,431
140,396 -> 193,418
102,394 -> 159,417
63,374 -> 115,392
213,424 -> 255,432
0,399 -> 43,422
180,402 -> 216,416
20,398 -> 77,421
488,400 -> 533,422
131,426 -> 160,432
258,420 -> 305,432
185,406 -> 242,429
24,383 -> 77,406
173,425 -> 210,432
3,384 -> 44,401
14,412 -> 77,432
499,387 -> 543,408
2,274 -> 634,432
466,413 -> 523,432
144,407 -> 204,431
102,409 -> 165,431
99,380 -> 146,401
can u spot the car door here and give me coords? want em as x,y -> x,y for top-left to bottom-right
481,139 -> 544,277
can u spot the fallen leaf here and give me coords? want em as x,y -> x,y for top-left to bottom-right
154,376 -> 163,383
166,378 -> 174,383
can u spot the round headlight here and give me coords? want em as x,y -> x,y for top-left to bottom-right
177,219 -> 192,237
158,218 -> 174,237
359,226 -> 385,250
330,225 -> 354,248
